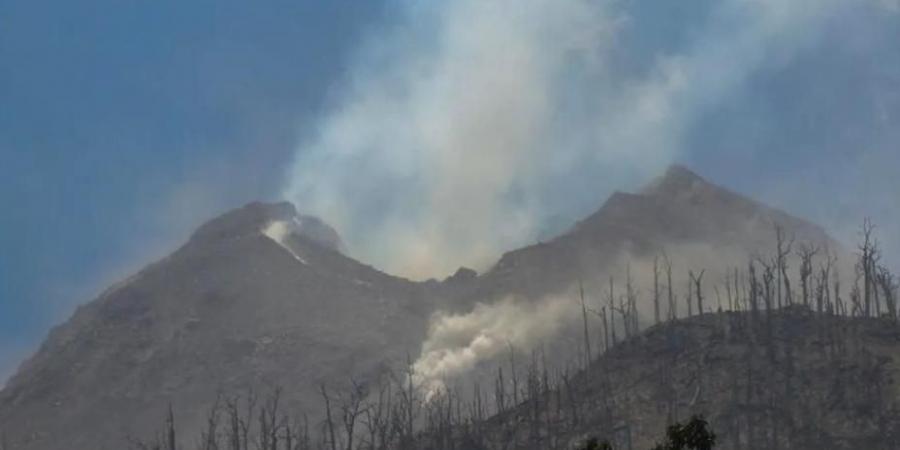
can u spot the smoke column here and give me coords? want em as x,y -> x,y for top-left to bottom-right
282,0 -> 871,279
412,296 -> 577,396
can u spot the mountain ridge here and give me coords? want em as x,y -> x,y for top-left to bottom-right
0,164 -> 855,450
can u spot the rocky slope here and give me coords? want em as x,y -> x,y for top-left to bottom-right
460,165 -> 839,307
476,308 -> 900,450
0,202 -> 432,450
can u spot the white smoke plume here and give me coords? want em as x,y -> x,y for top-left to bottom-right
262,221 -> 309,264
282,0 -> 866,279
412,296 -> 577,397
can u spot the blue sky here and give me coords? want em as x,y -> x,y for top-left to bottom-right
1,0 -> 899,381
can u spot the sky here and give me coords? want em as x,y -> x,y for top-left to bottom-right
1,0 -> 899,382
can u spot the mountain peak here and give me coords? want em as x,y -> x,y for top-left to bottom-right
190,201 -> 298,243
640,164 -> 710,197
189,201 -> 343,251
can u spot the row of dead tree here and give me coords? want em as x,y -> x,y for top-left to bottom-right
127,221 -> 899,450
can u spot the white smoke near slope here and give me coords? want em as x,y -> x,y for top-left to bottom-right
262,221 -> 309,264
283,0 -> 858,279
410,234 -> 859,396
412,296 -> 578,397
407,245 -> 747,397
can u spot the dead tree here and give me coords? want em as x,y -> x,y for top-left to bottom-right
494,366 -> 507,415
759,259 -> 775,314
816,255 -> 834,316
851,271 -> 863,317
320,385 -> 338,450
607,277 -> 618,346
860,219 -> 877,317
654,255 -> 662,325
615,296 -> 630,341
797,244 -> 819,308
666,254 -> 677,321
601,306 -> 610,353
686,272 -> 694,318
256,388 -> 283,450
726,272 -> 735,312
225,396 -> 242,450
587,302 -> 609,353
579,280 -> 592,367
625,264 -> 639,335
691,270 -> 706,316
367,383 -> 393,450
391,354 -> 419,445
834,269 -> 845,317
287,414 -> 311,450
341,380 -> 368,450
748,261 -> 760,330
877,265 -> 898,322
774,225 -> 795,308
200,395 -> 222,450
508,344 -> 520,408
166,403 -> 176,450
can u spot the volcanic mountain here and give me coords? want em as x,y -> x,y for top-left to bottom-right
0,165 -> 847,449
0,202 -> 433,449
456,164 -> 839,307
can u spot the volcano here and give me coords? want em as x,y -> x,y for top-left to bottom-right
0,165 -> 850,450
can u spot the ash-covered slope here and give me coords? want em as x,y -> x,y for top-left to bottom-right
0,165 -> 849,450
478,309 -> 900,450
462,165 -> 839,305
0,202 -> 432,450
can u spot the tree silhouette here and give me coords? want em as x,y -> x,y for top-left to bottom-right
652,415 -> 716,450
579,437 -> 613,450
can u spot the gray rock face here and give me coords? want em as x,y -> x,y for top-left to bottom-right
459,164 -> 840,307
0,202 -> 431,450
0,165 -> 848,449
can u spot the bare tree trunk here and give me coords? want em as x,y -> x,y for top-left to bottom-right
861,219 -> 875,317
226,396 -> 242,450
775,225 -> 794,308
602,306 -> 610,353
692,270 -> 705,316
579,280 -> 592,368
607,277 -> 618,345
654,255 -> 661,325
201,395 -> 222,450
321,385 -> 338,450
797,244 -> 818,308
878,266 -> 898,322
626,264 -> 639,335
166,403 -> 176,450
509,344 -> 519,408
340,380 -> 368,450
666,255 -> 677,320
686,273 -> 694,318
495,366 -> 506,414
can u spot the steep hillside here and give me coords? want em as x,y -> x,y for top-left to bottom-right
0,202 -> 432,450
463,165 -> 839,306
474,308 -> 900,450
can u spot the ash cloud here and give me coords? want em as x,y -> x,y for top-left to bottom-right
282,0 -> 889,279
